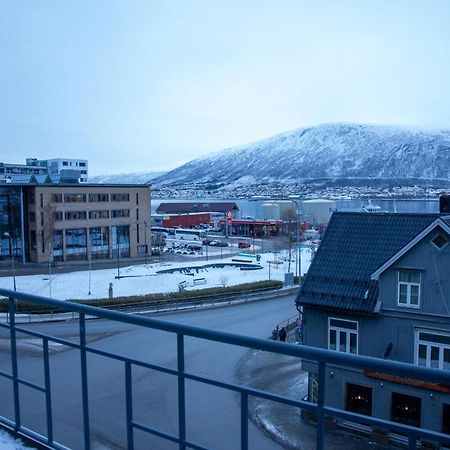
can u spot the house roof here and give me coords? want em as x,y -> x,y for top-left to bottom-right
296,212 -> 440,314
156,202 -> 239,214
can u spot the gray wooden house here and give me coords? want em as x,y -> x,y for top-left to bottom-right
296,211 -> 450,434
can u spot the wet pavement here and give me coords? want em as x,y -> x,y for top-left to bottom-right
236,340 -> 389,449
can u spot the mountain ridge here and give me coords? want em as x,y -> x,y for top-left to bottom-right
152,123 -> 450,187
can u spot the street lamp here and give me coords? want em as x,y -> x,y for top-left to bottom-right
274,198 -> 302,283
290,199 -> 302,284
3,232 -> 16,291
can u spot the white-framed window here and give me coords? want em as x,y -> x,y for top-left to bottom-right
328,317 -> 358,354
398,270 -> 421,308
415,330 -> 450,370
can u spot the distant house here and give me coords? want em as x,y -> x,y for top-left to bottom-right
296,211 -> 450,434
156,202 -> 239,217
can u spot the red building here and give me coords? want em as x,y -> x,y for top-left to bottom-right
162,213 -> 212,228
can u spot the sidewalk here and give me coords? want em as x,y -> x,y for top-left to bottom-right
236,337 -> 386,449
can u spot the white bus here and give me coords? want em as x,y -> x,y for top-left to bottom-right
151,227 -> 171,237
174,228 -> 206,241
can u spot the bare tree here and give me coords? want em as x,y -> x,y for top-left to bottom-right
42,203 -> 57,259
219,275 -> 229,287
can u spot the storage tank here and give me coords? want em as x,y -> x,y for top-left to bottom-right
277,201 -> 297,220
261,202 -> 280,220
301,199 -> 336,225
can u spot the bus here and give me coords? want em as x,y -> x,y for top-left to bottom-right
151,227 -> 171,237
174,228 -> 206,241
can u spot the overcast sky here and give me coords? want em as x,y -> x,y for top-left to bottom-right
1,0 -> 449,176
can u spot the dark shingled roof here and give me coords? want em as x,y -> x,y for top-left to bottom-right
296,212 -> 440,314
156,202 -> 239,214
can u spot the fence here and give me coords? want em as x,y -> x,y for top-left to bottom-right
1,287 -> 450,450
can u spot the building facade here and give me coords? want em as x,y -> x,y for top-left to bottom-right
1,158 -> 88,183
1,183 -> 151,263
296,211 -> 450,435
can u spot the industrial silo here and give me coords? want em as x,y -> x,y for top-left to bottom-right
301,199 -> 336,225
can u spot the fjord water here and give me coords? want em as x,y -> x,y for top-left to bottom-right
151,198 -> 440,219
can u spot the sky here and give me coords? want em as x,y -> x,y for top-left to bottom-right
1,0 -> 450,176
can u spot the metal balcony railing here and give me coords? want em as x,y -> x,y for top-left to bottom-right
1,287 -> 450,450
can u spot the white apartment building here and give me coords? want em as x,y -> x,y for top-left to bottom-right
26,158 -> 89,182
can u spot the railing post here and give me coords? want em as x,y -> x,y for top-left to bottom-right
79,313 -> 91,450
177,333 -> 186,450
316,361 -> 326,450
8,296 -> 21,433
43,338 -> 53,445
125,361 -> 134,449
240,392 -> 248,450
408,433 -> 417,450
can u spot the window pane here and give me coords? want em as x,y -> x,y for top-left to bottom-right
330,330 -> 336,350
330,318 -> 357,330
431,346 -> 440,369
410,285 -> 419,305
420,333 -> 450,345
399,271 -> 408,282
418,344 -> 427,366
350,333 -> 357,354
410,272 -> 420,283
340,331 -> 347,352
399,284 -> 408,303
444,349 -> 450,370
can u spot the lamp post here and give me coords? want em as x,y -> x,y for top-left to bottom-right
3,232 -> 16,291
290,199 -> 302,284
117,238 -> 121,279
274,198 -> 302,283
88,255 -> 92,295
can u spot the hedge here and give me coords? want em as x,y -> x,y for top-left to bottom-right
0,280 -> 284,314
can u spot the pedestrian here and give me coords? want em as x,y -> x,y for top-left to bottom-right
278,326 -> 287,342
272,325 -> 279,341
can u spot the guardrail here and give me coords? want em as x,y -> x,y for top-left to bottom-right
0,286 -> 296,323
1,287 -> 450,450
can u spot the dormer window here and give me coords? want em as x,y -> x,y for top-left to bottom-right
398,270 -> 421,308
432,233 -> 448,250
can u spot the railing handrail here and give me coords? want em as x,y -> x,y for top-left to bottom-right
3,287 -> 450,450
2,287 -> 450,386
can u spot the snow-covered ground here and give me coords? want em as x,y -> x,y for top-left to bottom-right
0,250 -> 313,301
0,430 -> 33,450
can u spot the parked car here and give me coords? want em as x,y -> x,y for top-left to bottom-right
210,240 -> 229,247
238,242 -> 251,249
202,238 -> 215,245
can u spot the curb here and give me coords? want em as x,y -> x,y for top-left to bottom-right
0,287 -> 298,324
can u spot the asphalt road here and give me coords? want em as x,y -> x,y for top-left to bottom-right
0,295 -> 298,450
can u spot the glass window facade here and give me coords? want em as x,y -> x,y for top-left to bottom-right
111,209 -> 130,218
0,187 -> 24,261
52,230 -> 63,261
111,193 -> 129,202
90,227 -> 109,259
88,193 -> 109,202
112,225 -> 130,257
65,228 -> 87,260
89,210 -> 109,219
64,193 -> 86,203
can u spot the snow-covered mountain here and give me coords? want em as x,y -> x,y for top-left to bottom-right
89,171 -> 166,184
152,123 -> 450,187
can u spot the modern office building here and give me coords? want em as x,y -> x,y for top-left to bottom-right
1,183 -> 151,263
1,158 -> 89,183
26,158 -> 89,182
